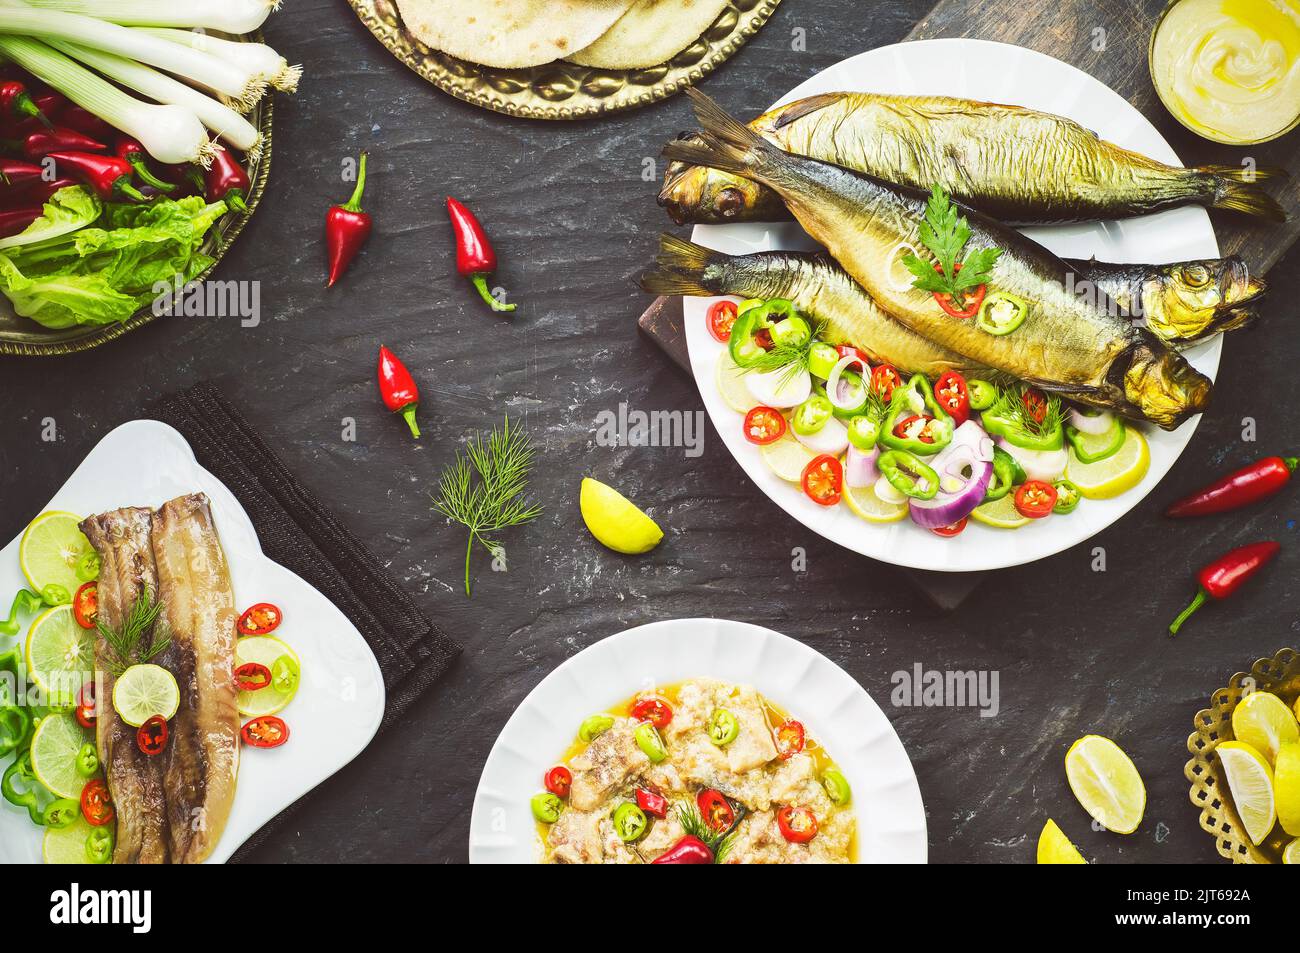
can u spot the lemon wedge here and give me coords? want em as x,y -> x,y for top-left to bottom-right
1065,735 -> 1146,834
1065,426 -> 1149,499
1274,741 -> 1300,837
1232,691 -> 1298,765
1216,740 -> 1276,845
580,478 -> 663,554
1037,819 -> 1087,864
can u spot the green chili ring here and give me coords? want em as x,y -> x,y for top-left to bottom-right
577,714 -> 614,742
708,708 -> 739,747
822,768 -> 852,805
877,450 -> 939,501
612,802 -> 648,842
530,792 -> 563,824
634,723 -> 668,763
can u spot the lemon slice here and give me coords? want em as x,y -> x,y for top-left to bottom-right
25,604 -> 95,704
30,711 -> 94,799
236,635 -> 300,717
1065,426 -> 1149,499
43,815 -> 100,864
1275,742 -> 1300,836
759,430 -> 820,483
715,351 -> 757,415
580,478 -> 663,554
112,663 -> 180,728
1284,839 -> 1300,864
1232,691 -> 1298,765
19,511 -> 93,602
1065,735 -> 1146,834
1216,740 -> 1276,845
970,494 -> 1031,529
843,481 -> 908,523
1037,818 -> 1087,864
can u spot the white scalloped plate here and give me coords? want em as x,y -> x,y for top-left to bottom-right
0,420 -> 385,863
685,39 -> 1221,572
469,618 -> 927,863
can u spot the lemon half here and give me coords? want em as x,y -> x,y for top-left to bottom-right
1065,735 -> 1146,834
580,478 -> 663,554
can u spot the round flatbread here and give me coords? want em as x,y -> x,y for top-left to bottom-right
396,0 -> 638,70
567,0 -> 731,69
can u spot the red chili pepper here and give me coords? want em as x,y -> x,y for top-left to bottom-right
696,789 -> 736,832
0,205 -> 40,238
44,151 -> 145,201
241,715 -> 289,749
55,105 -> 114,143
775,719 -> 805,759
871,364 -> 903,402
80,778 -> 114,827
376,345 -> 421,439
236,602 -> 282,636
136,715 -> 168,757
706,299 -> 737,342
75,680 -> 96,729
1165,456 -> 1298,518
206,146 -> 250,212
934,370 -> 970,426
776,805 -> 819,843
446,196 -> 515,313
0,80 -> 50,128
650,835 -> 714,864
2,176 -> 75,208
72,581 -> 97,630
113,137 -> 174,192
636,788 -> 668,818
325,150 -> 371,287
931,262 -> 986,319
1169,541 -> 1281,636
544,766 -> 572,799
20,126 -> 105,160
630,696 -> 673,730
233,662 -> 272,692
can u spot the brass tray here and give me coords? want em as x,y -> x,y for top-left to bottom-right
0,92 -> 274,357
1186,647 -> 1300,863
348,0 -> 783,120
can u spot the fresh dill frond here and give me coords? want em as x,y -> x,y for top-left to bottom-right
430,415 -> 543,597
97,587 -> 171,676
987,382 -> 1062,437
741,318 -> 827,385
675,800 -> 746,863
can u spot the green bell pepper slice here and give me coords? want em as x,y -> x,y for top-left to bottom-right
3,752 -> 46,825
0,705 -> 31,759
976,292 -> 1029,336
530,792 -> 563,824
822,768 -> 852,805
982,398 -> 1063,452
0,590 -> 46,637
708,708 -> 739,747
877,451 -> 939,501
578,714 -> 614,742
847,414 -> 881,452
1053,479 -> 1082,514
612,802 -> 648,842
967,379 -> 998,411
727,308 -> 767,368
1066,420 -> 1126,463
983,447 -> 1021,503
880,375 -> 953,455
634,723 -> 668,763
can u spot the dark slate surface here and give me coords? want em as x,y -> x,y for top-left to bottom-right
0,0 -> 1296,864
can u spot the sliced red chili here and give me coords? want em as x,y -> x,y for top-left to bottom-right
697,789 -> 736,833
80,778 -> 114,827
136,716 -> 168,757
931,262 -> 986,319
630,696 -> 673,730
892,414 -> 940,444
636,788 -> 668,818
236,602 -> 282,636
871,364 -> 903,402
1021,388 -> 1048,424
72,581 -> 98,629
753,327 -> 774,351
1014,480 -> 1058,520
242,715 -> 289,749
835,344 -> 872,364
801,454 -> 843,507
707,300 -> 739,342
934,370 -> 970,426
775,719 -> 805,759
233,662 -> 272,692
75,680 -> 96,729
544,766 -> 572,799
776,805 -> 819,843
743,406 -> 787,446
930,516 -> 969,537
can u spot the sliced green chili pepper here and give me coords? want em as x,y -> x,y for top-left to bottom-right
634,723 -> 668,763
984,446 -> 1020,503
769,314 -> 811,348
271,655 -> 300,695
530,792 -> 563,824
86,826 -> 114,864
792,394 -> 834,436
976,292 -> 1028,336
877,450 -> 939,501
1053,479 -> 1082,514
708,708 -> 739,747
75,552 -> 100,583
75,742 -> 99,778
40,584 -> 70,607
736,298 -> 763,316
577,714 -> 614,742
807,342 -> 840,379
42,798 -> 79,829
1066,420 -> 1126,463
967,379 -> 998,411
612,802 -> 648,842
847,413 -> 881,452
0,589 -> 45,637
822,768 -> 852,805
0,706 -> 31,759
880,375 -> 953,455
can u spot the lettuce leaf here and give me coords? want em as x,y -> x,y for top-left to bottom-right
0,186 -> 101,251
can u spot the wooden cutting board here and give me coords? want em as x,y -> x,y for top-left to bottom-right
638,0 -> 1300,607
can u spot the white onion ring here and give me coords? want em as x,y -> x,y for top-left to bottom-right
1069,407 -> 1115,435
825,354 -> 871,412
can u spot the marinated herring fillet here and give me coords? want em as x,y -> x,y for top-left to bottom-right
79,507 -> 171,864
151,493 -> 240,865
662,90 -> 1213,429
659,91 -> 1285,225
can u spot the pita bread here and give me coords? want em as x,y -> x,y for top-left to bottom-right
396,0 -> 638,69
567,0 -> 731,69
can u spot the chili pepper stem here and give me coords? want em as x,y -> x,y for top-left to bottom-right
342,150 -> 368,213
399,403 -> 420,439
470,272 -> 515,312
1169,589 -> 1207,636
228,193 -> 248,212
120,181 -> 148,202
127,158 -> 174,192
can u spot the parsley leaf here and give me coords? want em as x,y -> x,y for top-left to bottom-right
900,184 -> 1002,308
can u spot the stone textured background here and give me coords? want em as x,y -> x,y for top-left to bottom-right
0,0 -> 1296,863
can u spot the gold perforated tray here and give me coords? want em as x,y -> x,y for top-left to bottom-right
348,0 -> 782,120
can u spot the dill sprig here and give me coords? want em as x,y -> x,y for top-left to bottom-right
97,587 -> 171,677
741,318 -> 826,385
676,801 -> 746,864
430,415 -> 543,596
987,382 -> 1063,437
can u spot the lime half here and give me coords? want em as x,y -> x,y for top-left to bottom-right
236,635 -> 301,717
43,815 -> 100,865
579,478 -> 663,555
19,511 -> 92,602
112,664 -> 179,728
30,712 -> 94,799
25,604 -> 95,703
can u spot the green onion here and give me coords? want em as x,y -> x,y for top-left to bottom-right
142,27 -> 300,93
0,37 -> 214,165
19,0 -> 277,34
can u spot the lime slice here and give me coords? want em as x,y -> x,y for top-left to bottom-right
1216,740 -> 1276,845
1036,818 -> 1087,864
1231,691 -> 1298,765
112,664 -> 179,728
43,815 -> 100,865
30,711 -> 94,799
1065,735 -> 1146,834
758,430 -> 819,483
970,494 -> 1031,529
236,635 -> 300,717
579,478 -> 663,554
1275,742 -> 1300,836
715,351 -> 757,415
1065,426 -> 1149,499
19,511 -> 92,602
1284,839 -> 1300,864
843,481 -> 907,523
25,604 -> 95,703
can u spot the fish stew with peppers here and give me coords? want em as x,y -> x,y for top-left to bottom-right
534,678 -> 855,864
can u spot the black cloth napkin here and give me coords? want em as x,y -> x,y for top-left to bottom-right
151,381 -> 461,862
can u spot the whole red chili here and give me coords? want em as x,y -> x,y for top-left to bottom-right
1165,456 -> 1297,518
0,158 -> 42,194
56,105 -> 114,142
137,715 -> 169,756
205,146 -> 250,211
0,80 -> 50,127
44,151 -> 145,201
114,137 -> 174,192
20,126 -> 105,160
5,177 -> 76,207
1169,541 -> 1281,636
325,150 -> 371,287
446,196 -> 515,313
0,206 -> 41,238
377,345 -> 421,439
650,835 -> 714,864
